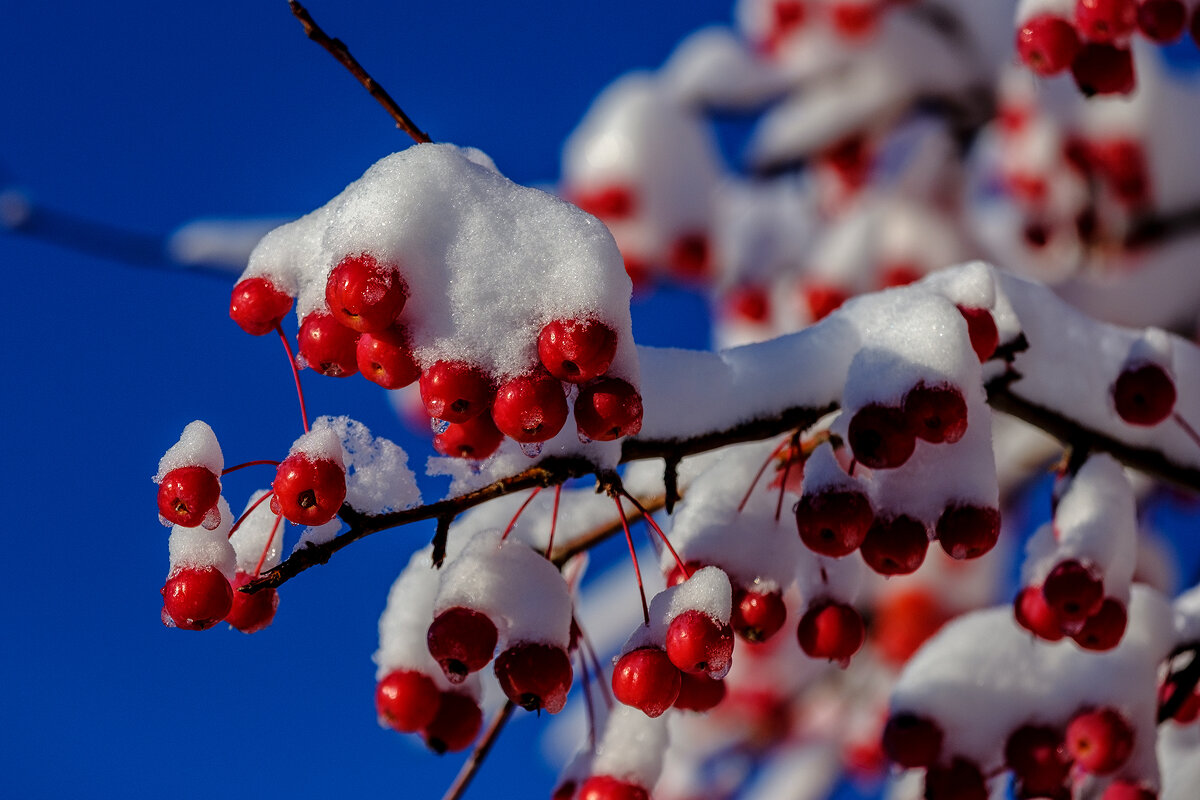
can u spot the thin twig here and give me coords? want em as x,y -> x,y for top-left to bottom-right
287,0 -> 432,145
440,700 -> 516,800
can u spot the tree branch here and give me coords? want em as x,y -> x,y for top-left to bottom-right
287,0 -> 432,145
440,700 -> 516,800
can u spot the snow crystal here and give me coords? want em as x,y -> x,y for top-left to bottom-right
229,490 -> 283,575
591,705 -> 670,789
155,420 -> 223,482
286,424 -> 344,466
167,496 -> 236,579
622,566 -> 733,657
310,416 -> 419,514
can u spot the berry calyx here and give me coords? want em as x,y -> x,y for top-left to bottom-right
1075,0 -> 1138,43
1016,16 -> 1081,76
422,691 -> 483,754
881,712 -> 943,769
356,325 -> 421,389
1005,725 -> 1071,796
797,599 -> 864,663
574,378 -> 643,441
298,312 -> 360,378
904,383 -> 968,444
795,489 -> 874,557
229,276 -> 293,336
325,252 -> 408,333
612,647 -> 682,718
1014,586 -> 1066,641
419,361 -> 495,423
1137,0 -> 1186,42
161,566 -> 233,631
375,669 -> 441,733
577,776 -> 650,800
494,642 -> 573,714
427,606 -> 499,682
1065,707 -> 1134,774
538,318 -> 618,383
491,369 -> 569,443
225,571 -> 279,634
433,414 -> 504,461
1071,596 -> 1127,651
665,610 -> 735,676
935,504 -> 1001,560
924,757 -> 988,800
731,587 -> 787,643
847,404 -> 915,470
271,454 -> 346,526
674,672 -> 727,712
157,465 -> 221,528
957,305 -> 999,362
1112,363 -> 1176,426
1042,559 -> 1105,623
1071,43 -> 1135,96
860,514 -> 929,576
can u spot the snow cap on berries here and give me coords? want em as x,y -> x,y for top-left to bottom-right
155,420 -> 223,482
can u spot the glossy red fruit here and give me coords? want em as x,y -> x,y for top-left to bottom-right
1102,781 -> 1157,800
726,284 -> 771,324
924,757 -> 988,800
1043,560 -> 1105,623
612,647 -> 681,718
356,325 -> 420,389
419,361 -> 495,423
731,588 -> 787,643
668,232 -> 710,279
1071,597 -> 1128,651
575,378 -> 643,441
872,587 -> 950,665
551,781 -> 577,800
771,0 -> 807,38
538,319 -> 618,384
1005,725 -> 1071,796
423,691 -> 483,754
375,669 -> 441,733
795,489 -> 874,557
1014,586 -> 1066,641
427,607 -> 499,682
674,672 -> 727,712
230,276 -> 293,336
821,135 -> 872,190
956,305 -> 999,362
881,712 -> 943,769
1017,15 -> 1081,76
157,465 -> 221,528
1066,707 -> 1134,774
433,414 -> 504,460
1138,0 -> 1186,42
494,642 -> 573,714
225,570 -> 278,634
802,282 -> 850,322
1072,43 -> 1136,96
665,610 -> 735,676
936,504 -> 1001,560
665,560 -> 709,588
491,369 -> 569,443
860,515 -> 929,576
848,404 -> 915,469
577,776 -> 649,800
298,312 -> 360,377
831,2 -> 877,37
571,184 -> 636,220
1160,680 -> 1200,724
325,252 -> 407,333
1075,0 -> 1138,42
878,261 -> 923,288
1112,363 -> 1176,426
797,600 -> 865,663
272,454 -> 346,526
904,383 -> 968,444
161,566 -> 233,631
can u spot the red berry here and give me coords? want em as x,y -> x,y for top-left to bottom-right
538,319 -> 618,384
957,306 -> 999,362
1014,586 -> 1066,641
375,669 -> 440,733
422,691 -> 482,754
577,776 -> 649,800
271,454 -> 346,526
797,599 -> 865,663
229,277 -> 293,336
665,610 -> 734,676
848,404 -> 915,470
1161,680 -> 1200,724
1066,707 -> 1134,774
1075,0 -> 1138,42
924,758 -> 988,800
821,135 -> 872,190
1072,43 -> 1136,96
878,261 -> 923,288
612,647 -> 681,718
356,325 -> 421,389
1103,781 -> 1157,800
491,369 -> 569,443
674,672 -> 727,712
575,378 -> 643,441
881,712 -> 943,769
772,0 -> 807,38
552,781 -> 577,800
668,232 -> 710,280
1112,363 -> 1176,426
433,414 -> 504,461
1043,560 -> 1105,623
904,383 -> 968,444
419,361 -> 495,423
161,566 -> 233,631
831,2 -> 877,38
731,587 -> 787,643
571,185 -> 636,220
494,642 -> 573,714
936,504 -> 1001,560
157,465 -> 221,528
795,489 -> 874,557
726,284 -> 771,324
1005,725 -> 1071,796
665,560 -> 708,588
1017,15 -> 1081,76
860,515 -> 929,576
1071,597 -> 1127,651
225,570 -> 278,634
1091,139 -> 1150,205
298,312 -> 360,377
802,282 -> 850,322
325,252 -> 407,333
427,607 -> 499,682
1138,0 -> 1186,42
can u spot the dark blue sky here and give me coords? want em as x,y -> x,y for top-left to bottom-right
1,3 -> 725,798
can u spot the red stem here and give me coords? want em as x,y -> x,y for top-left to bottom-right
501,487 -> 542,542
545,483 -> 563,559
614,495 -> 650,626
227,490 -> 274,539
621,488 -> 690,581
221,459 -> 280,476
253,512 -> 284,577
737,437 -> 789,512
1174,412 -> 1200,451
578,624 -> 612,707
276,323 -> 310,433
775,456 -> 793,522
